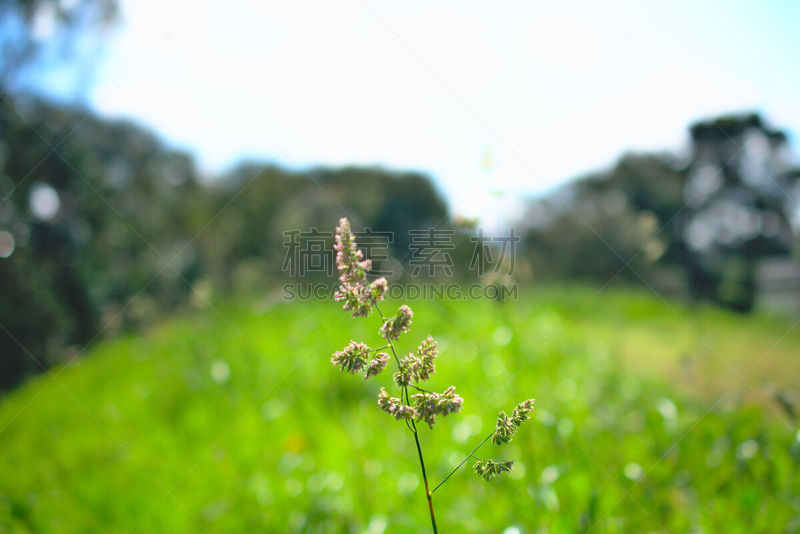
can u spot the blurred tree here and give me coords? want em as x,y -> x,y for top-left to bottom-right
678,113 -> 798,310
0,95 -> 207,388
0,1 -> 463,393
523,153 -> 686,291
205,164 -> 452,289
0,0 -> 117,90
0,0 -> 120,388
520,113 -> 800,312
0,95 -> 457,390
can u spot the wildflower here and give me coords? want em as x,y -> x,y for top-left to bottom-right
333,218 -> 386,317
393,336 -> 439,387
377,387 -> 397,412
334,283 -> 366,316
394,355 -> 420,387
473,459 -> 514,481
331,341 -> 371,373
412,386 -> 464,428
492,398 -> 535,445
511,399 -> 535,426
394,404 -> 419,421
326,216 -> 537,519
379,304 -> 414,340
365,353 -> 390,379
334,218 -> 370,284
362,277 -> 388,310
492,411 -> 517,445
415,336 -> 437,381
377,387 -> 418,421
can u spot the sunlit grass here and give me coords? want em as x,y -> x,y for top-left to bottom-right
0,287 -> 798,532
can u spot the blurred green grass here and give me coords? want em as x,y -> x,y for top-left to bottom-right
1,286 -> 799,533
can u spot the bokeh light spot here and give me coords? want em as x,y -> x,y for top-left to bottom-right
29,183 -> 60,221
0,231 -> 15,258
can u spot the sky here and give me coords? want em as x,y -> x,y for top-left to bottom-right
31,0 -> 800,228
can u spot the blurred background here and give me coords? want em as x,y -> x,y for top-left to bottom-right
1,1 -> 800,532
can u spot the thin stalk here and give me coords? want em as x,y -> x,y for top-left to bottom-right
407,383 -> 435,394
431,430 -> 494,494
375,305 -> 403,368
375,303 -> 438,534
411,418 -> 437,533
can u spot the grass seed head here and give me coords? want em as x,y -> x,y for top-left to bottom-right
473,459 -> 514,481
379,304 -> 414,340
365,353 -> 390,379
331,341 -> 371,374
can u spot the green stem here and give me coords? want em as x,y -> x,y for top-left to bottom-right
412,419 -> 438,534
375,303 -> 438,534
431,431 -> 495,494
408,383 -> 435,394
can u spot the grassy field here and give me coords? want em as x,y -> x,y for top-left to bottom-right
1,286 -> 799,533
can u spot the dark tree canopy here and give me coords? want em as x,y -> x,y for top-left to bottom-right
521,112 -> 800,311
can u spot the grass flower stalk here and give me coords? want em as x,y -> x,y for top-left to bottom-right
327,217 -> 535,532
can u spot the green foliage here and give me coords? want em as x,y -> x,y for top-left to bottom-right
0,288 -> 798,532
0,97 -> 453,389
523,114 -> 800,312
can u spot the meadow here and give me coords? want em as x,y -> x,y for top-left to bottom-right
1,286 -> 799,533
